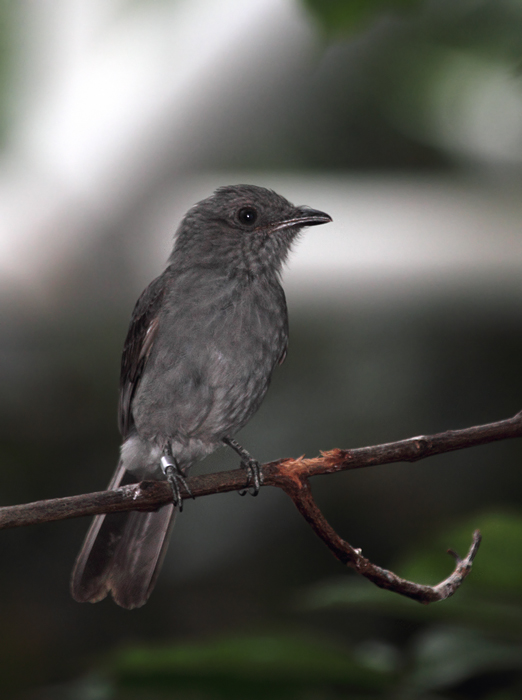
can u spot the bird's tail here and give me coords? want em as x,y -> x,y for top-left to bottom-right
70,462 -> 176,609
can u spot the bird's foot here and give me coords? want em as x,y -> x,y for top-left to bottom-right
222,437 -> 263,497
160,455 -> 193,511
238,458 -> 262,497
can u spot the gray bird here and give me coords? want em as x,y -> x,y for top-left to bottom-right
71,184 -> 332,609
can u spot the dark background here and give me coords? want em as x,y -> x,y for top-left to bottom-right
0,1 -> 521,697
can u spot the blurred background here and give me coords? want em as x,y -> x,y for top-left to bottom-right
1,0 -> 522,697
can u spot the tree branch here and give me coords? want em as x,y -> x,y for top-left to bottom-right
1,410 -> 520,602
279,476 -> 482,603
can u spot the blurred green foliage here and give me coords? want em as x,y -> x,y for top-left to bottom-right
59,635 -> 395,698
49,513 -> 522,699
302,511 -> 522,697
292,0 -> 522,172
109,634 -> 392,698
302,0 -> 424,36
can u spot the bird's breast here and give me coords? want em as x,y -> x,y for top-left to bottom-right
132,274 -> 287,443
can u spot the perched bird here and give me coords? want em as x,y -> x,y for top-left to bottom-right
71,184 -> 332,609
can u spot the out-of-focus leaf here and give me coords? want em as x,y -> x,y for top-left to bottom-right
301,0 -> 425,37
37,673 -> 113,700
408,627 -> 522,693
302,576 -> 522,635
108,633 -> 394,697
302,512 -> 522,635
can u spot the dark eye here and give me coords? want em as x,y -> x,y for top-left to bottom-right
237,206 -> 258,225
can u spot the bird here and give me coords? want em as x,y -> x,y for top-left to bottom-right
70,184 -> 332,609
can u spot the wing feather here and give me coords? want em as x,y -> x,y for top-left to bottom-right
118,272 -> 167,437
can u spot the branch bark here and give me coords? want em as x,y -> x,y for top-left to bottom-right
1,410 -> 521,603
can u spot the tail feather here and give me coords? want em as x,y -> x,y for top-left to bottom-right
71,462 -> 176,609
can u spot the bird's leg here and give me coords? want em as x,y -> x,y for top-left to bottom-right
222,436 -> 263,497
160,446 -> 193,511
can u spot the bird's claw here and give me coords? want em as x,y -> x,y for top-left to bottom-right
239,458 -> 262,497
222,436 -> 263,498
160,455 -> 193,511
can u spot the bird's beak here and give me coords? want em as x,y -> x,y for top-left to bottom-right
271,207 -> 332,232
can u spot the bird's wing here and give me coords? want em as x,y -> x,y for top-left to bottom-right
118,272 -> 167,438
278,289 -> 289,366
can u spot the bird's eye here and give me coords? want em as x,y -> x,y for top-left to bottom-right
237,206 -> 258,225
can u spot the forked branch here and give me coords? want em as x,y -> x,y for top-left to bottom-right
0,410 -> 520,603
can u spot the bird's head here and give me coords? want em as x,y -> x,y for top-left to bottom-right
171,184 -> 332,276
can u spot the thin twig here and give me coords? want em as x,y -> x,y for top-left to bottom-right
280,476 -> 482,603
